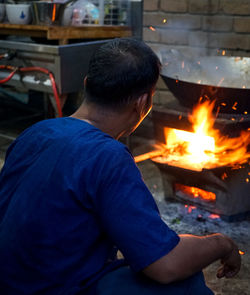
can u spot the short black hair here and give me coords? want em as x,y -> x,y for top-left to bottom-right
84,38 -> 161,108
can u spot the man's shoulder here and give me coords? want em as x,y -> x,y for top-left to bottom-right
101,139 -> 133,162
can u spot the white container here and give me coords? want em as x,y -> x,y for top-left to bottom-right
6,4 -> 32,25
0,4 -> 5,22
62,6 -> 74,26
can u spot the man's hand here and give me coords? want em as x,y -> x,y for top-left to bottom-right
217,238 -> 241,279
143,233 -> 241,284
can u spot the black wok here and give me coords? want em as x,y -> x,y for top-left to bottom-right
161,55 -> 250,114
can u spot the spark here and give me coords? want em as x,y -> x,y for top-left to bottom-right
244,111 -> 248,115
163,19 -> 167,23
149,26 -> 156,31
239,250 -> 245,255
217,77 -> 224,87
215,106 -> 220,118
232,102 -> 238,110
222,50 -> 226,56
246,178 -> 249,183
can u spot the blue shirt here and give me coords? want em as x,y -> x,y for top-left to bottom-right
0,117 -> 179,295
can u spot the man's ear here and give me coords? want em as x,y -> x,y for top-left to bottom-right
135,93 -> 152,117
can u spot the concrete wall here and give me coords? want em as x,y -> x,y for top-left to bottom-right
134,0 -> 250,139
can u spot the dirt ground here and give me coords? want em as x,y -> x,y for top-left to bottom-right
0,130 -> 249,294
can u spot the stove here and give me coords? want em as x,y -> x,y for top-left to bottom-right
151,86 -> 249,221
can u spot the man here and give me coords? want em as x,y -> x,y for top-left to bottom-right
0,38 -> 240,295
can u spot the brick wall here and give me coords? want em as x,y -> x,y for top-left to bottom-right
134,0 -> 250,139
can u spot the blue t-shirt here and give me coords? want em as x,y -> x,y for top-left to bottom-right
0,117 -> 179,295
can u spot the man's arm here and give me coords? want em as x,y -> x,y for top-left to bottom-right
142,233 -> 241,284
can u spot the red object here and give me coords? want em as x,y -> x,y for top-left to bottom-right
0,68 -> 17,84
0,65 -> 62,117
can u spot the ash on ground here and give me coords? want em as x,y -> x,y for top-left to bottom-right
137,155 -> 250,295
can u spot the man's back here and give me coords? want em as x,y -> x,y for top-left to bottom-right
0,117 -> 127,294
0,117 -> 179,294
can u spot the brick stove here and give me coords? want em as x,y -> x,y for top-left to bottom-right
150,55 -> 250,221
151,101 -> 250,221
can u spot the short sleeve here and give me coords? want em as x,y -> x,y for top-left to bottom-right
94,143 -> 180,272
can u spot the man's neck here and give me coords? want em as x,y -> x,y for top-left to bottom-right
70,102 -> 134,140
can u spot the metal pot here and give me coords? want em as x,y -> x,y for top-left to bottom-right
161,54 -> 250,114
31,0 -> 75,25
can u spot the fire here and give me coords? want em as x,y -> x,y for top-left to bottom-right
157,101 -> 250,171
176,184 -> 216,202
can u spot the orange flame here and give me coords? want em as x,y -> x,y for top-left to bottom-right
176,184 -> 216,202
149,26 -> 156,31
157,101 -> 250,171
239,250 -> 245,255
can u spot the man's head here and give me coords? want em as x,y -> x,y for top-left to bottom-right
84,38 -> 161,110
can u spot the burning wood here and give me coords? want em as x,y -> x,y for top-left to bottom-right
134,150 -> 165,163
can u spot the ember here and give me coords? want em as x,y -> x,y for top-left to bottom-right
208,214 -> 220,219
154,101 -> 250,171
184,204 -> 197,213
